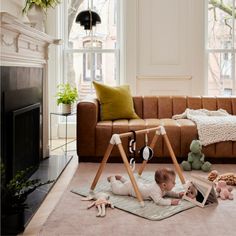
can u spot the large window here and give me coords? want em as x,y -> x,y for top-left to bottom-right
207,0 -> 236,95
64,0 -> 119,100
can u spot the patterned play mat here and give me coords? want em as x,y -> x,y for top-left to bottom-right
71,172 -> 195,220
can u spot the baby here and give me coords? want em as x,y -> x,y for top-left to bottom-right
107,168 -> 184,206
185,182 -> 204,203
186,183 -> 198,199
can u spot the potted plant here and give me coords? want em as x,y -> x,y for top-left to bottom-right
56,83 -> 78,114
22,0 -> 60,31
22,0 -> 60,14
1,163 -> 54,235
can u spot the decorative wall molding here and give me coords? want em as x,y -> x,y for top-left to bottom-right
137,75 -> 192,80
0,12 -> 60,67
0,12 -> 60,158
136,77 -> 192,96
124,0 -> 205,96
137,0 -> 192,76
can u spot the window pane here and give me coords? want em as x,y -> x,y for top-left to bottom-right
66,0 -> 119,100
208,52 -> 235,95
68,0 -> 117,50
208,0 -> 234,49
64,52 -> 117,100
235,1 -> 236,48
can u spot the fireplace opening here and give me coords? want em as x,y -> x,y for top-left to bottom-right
12,103 -> 40,177
2,87 -> 42,181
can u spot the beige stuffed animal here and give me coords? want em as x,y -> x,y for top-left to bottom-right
208,170 -> 236,186
82,192 -> 114,217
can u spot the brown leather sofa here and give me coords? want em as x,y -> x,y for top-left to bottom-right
77,96 -> 236,162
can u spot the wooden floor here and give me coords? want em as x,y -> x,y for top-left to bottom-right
21,140 -> 78,236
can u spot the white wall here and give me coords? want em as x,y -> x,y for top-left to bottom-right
124,0 -> 205,96
1,0 -> 25,20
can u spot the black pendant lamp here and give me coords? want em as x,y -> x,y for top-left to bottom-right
75,9 -> 101,30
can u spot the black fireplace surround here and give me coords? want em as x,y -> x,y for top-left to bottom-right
1,66 -> 43,181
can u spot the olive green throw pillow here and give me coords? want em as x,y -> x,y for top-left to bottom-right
93,81 -> 139,121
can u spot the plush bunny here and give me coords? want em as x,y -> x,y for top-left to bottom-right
82,192 -> 114,217
215,180 -> 234,200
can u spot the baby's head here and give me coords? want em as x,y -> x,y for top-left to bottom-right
155,168 -> 176,191
186,183 -> 197,199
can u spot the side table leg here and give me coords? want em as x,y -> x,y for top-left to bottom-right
50,113 -> 52,149
65,115 -> 68,155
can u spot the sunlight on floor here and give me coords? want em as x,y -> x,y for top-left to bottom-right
49,138 -> 76,156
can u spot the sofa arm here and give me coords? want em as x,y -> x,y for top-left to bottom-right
77,98 -> 99,159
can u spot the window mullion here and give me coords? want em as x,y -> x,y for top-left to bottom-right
232,0 -> 235,94
64,48 -> 117,53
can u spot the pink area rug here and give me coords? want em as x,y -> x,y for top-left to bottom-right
39,163 -> 236,236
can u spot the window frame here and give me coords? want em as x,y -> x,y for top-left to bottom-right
206,0 -> 236,95
63,0 -> 121,97
56,0 -> 121,134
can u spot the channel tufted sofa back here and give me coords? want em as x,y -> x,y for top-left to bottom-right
133,96 -> 236,119
77,96 -> 236,162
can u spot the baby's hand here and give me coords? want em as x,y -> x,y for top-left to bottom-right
171,199 -> 180,205
178,192 -> 185,198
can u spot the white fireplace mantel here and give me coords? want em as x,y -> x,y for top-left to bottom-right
0,12 -> 61,158
0,12 -> 61,67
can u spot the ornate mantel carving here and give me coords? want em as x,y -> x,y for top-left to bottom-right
0,12 -> 61,158
0,12 -> 61,66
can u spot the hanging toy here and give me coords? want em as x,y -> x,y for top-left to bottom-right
139,132 -> 154,161
128,130 -> 136,171
129,158 -> 136,172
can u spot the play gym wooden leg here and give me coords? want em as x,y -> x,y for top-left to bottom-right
117,143 -> 144,206
90,143 -> 114,191
138,133 -> 159,176
163,134 -> 185,184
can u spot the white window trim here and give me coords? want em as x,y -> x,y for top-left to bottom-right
205,0 -> 236,95
56,0 -> 123,138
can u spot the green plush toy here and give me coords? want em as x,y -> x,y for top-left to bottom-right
181,140 -> 211,172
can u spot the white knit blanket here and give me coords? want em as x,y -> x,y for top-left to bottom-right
172,109 -> 236,146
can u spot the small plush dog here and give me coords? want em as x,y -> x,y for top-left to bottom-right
82,192 -> 114,217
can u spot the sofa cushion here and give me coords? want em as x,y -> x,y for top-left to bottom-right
159,119 -> 181,157
215,142 -> 233,158
93,81 -> 139,121
96,121 -> 112,156
176,119 -> 198,157
143,97 -> 158,118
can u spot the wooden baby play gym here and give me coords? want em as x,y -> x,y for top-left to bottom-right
89,126 -> 186,206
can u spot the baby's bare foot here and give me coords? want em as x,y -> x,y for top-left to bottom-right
115,175 -> 122,180
107,176 -> 112,182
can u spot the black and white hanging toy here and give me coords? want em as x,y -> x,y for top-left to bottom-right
139,133 -> 154,161
128,130 -> 136,171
